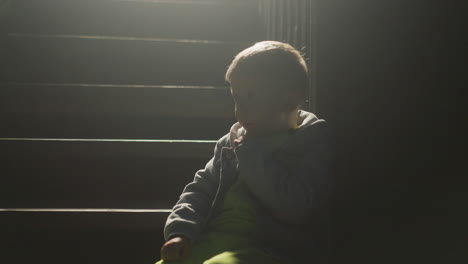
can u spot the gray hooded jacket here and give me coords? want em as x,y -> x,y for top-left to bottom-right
163,109 -> 335,263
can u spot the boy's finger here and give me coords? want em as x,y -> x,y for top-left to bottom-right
169,244 -> 183,261
164,246 -> 173,261
179,246 -> 185,259
161,246 -> 167,261
180,244 -> 190,259
165,247 -> 174,261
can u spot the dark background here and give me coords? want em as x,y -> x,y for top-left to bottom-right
315,0 -> 464,263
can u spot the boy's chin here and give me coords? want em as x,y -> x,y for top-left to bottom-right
245,126 -> 289,137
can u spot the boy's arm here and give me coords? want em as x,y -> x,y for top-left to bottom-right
163,135 -> 226,244
235,121 -> 334,225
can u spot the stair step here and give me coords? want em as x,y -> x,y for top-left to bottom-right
0,208 -> 170,229
0,83 -> 236,139
1,209 -> 169,263
0,112 -> 236,139
6,0 -> 264,42
0,138 -> 217,208
1,34 -> 248,85
0,83 -> 234,119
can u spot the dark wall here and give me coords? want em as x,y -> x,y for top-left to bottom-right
315,1 -> 463,263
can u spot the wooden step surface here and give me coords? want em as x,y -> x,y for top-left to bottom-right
0,112 -> 236,139
0,83 -> 234,119
1,35 -> 248,86
0,83 -> 236,139
5,0 -> 264,42
1,208 -> 170,264
1,138 -> 217,208
1,208 -> 171,230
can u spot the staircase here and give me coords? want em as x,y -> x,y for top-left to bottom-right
0,0 -> 265,263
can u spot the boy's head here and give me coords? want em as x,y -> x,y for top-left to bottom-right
225,41 -> 309,135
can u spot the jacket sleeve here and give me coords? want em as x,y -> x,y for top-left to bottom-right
163,136 -> 225,243
235,121 -> 334,225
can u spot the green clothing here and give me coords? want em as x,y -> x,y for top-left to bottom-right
156,129 -> 297,264
204,175 -> 256,235
205,127 -> 297,239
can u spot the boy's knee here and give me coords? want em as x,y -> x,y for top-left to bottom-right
203,251 -> 239,264
155,259 -> 177,264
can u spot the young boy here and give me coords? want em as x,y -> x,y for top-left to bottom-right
156,41 -> 334,264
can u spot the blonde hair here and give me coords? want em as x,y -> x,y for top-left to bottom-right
225,40 -> 309,111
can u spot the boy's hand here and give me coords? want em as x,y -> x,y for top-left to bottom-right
160,236 -> 192,261
233,135 -> 246,149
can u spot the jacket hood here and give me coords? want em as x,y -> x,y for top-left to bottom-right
229,109 -> 325,151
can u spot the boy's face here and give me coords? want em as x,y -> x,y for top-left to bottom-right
230,75 -> 294,136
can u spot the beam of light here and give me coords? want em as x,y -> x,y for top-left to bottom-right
3,82 -> 227,90
0,138 -> 217,143
112,0 -> 247,6
0,208 -> 172,213
7,33 -> 249,46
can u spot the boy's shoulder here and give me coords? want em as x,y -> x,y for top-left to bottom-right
216,131 -> 233,149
